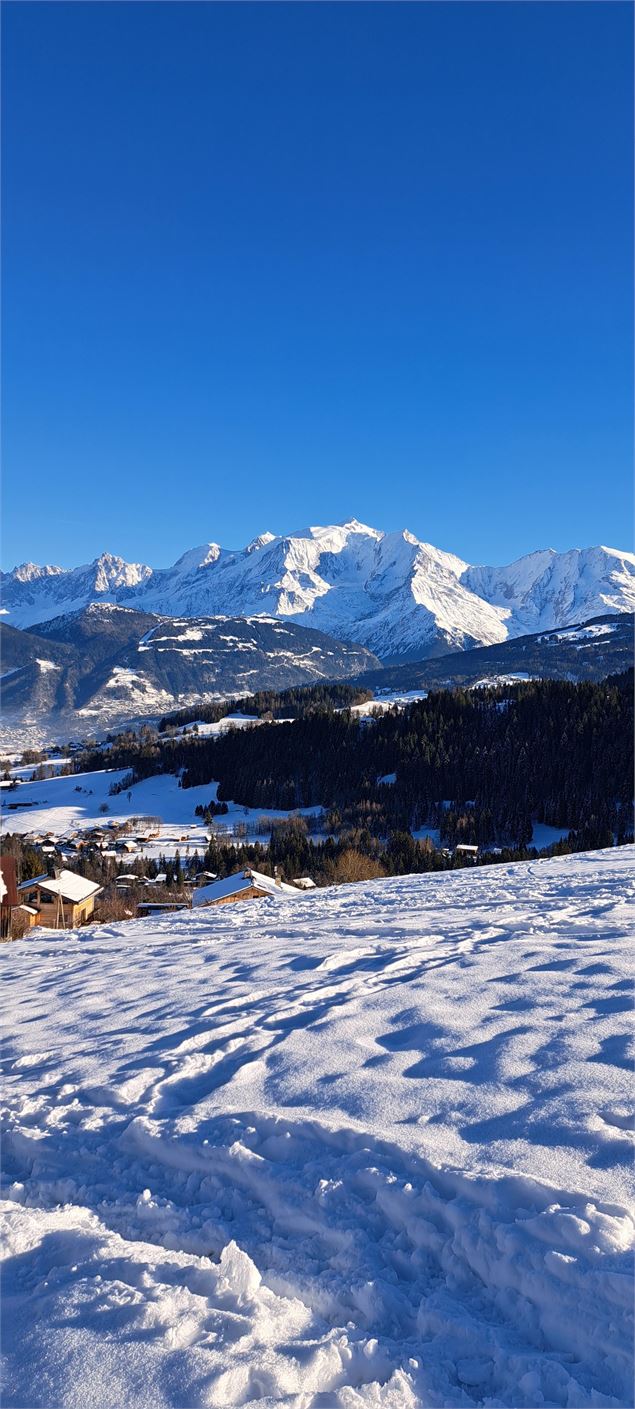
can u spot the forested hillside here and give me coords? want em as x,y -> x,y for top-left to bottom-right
80,673 -> 633,852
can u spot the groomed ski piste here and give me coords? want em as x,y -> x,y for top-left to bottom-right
1,848 -> 633,1408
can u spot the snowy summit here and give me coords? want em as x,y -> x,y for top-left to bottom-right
2,522 -> 634,659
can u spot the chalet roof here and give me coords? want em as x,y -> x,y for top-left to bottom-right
137,902 -> 190,913
18,873 -> 49,892
192,867 -> 300,908
38,871 -> 102,904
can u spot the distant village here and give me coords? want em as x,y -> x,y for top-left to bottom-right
0,798 -> 328,941
0,796 -> 479,942
0,735 -> 493,943
0,849 -> 319,941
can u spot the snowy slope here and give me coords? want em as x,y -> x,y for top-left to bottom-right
1,848 -> 633,1408
463,546 -> 635,640
0,764 -> 324,860
3,522 -> 634,659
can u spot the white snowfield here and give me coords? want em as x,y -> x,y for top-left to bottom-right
1,849 -> 634,1409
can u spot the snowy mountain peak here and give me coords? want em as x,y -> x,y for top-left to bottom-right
245,532 -> 276,554
3,523 -> 634,658
171,543 -> 223,573
337,517 -> 381,536
10,561 -> 65,583
600,543 -> 635,563
91,552 -> 153,593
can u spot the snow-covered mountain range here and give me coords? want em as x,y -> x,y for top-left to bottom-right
3,520 -> 635,659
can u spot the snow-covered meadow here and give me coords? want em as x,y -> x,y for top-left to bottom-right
1,849 -> 633,1408
0,765 -> 324,859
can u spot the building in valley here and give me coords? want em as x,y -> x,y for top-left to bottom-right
18,870 -> 102,928
192,867 -> 301,909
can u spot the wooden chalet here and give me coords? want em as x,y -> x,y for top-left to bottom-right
18,870 -> 102,929
192,867 -> 301,910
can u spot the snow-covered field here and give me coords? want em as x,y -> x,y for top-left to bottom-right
0,768 -> 324,859
1,848 -> 633,1408
350,692 -> 429,716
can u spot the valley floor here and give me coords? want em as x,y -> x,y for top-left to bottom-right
1,849 -> 634,1408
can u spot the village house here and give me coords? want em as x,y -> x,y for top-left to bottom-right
17,904 -> 39,930
137,900 -> 191,916
18,870 -> 102,929
192,867 -> 301,909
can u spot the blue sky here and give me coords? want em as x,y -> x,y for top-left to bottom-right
2,2 -> 632,570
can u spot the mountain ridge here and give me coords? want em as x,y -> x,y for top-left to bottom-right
2,520 -> 634,659
0,605 -> 380,735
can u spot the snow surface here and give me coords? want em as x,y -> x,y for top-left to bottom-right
1,848 -> 633,1408
541,625 -> 617,644
350,693 -> 429,718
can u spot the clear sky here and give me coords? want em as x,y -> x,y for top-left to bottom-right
2,1 -> 632,571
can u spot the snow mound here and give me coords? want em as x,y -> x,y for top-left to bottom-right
1,848 -> 633,1407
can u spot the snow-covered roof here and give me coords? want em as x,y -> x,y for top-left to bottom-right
38,870 -> 101,903
192,868 -> 300,907
18,873 -> 49,891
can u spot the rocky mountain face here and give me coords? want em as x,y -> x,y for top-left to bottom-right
2,521 -> 634,660
0,605 -> 380,735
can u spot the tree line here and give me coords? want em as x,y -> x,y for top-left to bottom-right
157,681 -> 374,731
76,672 -> 633,855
